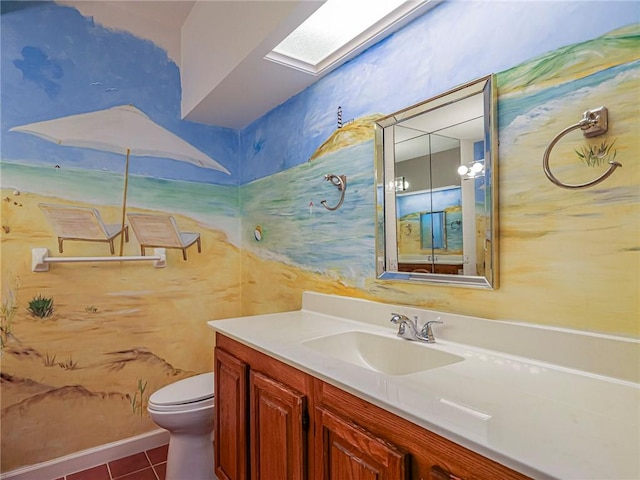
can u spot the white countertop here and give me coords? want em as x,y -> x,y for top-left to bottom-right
208,293 -> 640,480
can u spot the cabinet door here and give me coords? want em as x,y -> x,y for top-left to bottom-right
250,370 -> 307,480
315,407 -> 408,480
214,347 -> 248,480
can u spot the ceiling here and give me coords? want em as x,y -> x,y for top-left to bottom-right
64,0 -> 438,130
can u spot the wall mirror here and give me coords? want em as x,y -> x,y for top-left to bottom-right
375,75 -> 498,288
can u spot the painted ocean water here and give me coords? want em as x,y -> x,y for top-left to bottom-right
241,141 -> 377,284
1,161 -> 240,241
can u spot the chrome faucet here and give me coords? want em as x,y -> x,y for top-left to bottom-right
390,313 -> 443,343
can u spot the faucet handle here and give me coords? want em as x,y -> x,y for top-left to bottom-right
421,317 -> 443,343
390,312 -> 409,324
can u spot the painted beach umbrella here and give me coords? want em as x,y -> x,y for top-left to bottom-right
10,104 -> 230,255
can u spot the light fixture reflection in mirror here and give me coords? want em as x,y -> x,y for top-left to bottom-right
395,176 -> 409,191
374,74 -> 498,289
458,161 -> 485,179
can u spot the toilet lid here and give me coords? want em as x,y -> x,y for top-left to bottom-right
149,372 -> 214,406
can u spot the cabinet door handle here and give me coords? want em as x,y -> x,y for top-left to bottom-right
430,465 -> 464,480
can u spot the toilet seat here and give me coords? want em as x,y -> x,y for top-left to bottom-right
148,373 -> 214,412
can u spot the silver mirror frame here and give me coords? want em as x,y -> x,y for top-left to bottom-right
374,74 -> 498,289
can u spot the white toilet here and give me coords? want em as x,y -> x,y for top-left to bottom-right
148,372 -> 215,480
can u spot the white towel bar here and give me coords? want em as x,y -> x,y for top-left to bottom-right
32,248 -> 166,272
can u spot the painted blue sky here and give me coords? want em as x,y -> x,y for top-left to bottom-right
1,1 -> 238,185
1,1 -> 637,186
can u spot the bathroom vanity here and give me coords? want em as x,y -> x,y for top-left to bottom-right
208,292 -> 639,480
213,333 -> 527,480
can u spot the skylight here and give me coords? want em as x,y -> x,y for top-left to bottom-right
266,0 -> 438,75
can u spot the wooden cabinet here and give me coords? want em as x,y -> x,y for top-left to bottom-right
214,347 -> 248,480
315,406 -> 408,480
215,336 -> 314,480
250,371 -> 307,479
214,333 -> 530,480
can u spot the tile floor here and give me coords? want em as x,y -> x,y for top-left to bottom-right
53,444 -> 168,480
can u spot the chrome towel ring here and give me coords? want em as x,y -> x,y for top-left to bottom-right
320,174 -> 347,211
542,106 -> 621,189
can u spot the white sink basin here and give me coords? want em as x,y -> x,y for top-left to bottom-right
302,331 -> 464,375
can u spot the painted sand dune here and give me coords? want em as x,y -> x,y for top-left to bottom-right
310,114 -> 383,161
1,383 -> 156,471
0,372 -> 55,407
2,342 -> 193,410
101,348 -> 189,375
1,327 -> 194,470
3,384 -> 130,416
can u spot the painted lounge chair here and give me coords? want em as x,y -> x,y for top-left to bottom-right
127,212 -> 201,260
39,203 -> 129,254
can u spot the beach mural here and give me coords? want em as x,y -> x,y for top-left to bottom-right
1,0 -> 639,473
0,2 -> 244,471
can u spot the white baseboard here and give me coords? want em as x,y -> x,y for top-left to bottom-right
0,429 -> 170,480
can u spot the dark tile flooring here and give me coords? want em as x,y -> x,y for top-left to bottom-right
54,444 -> 168,480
